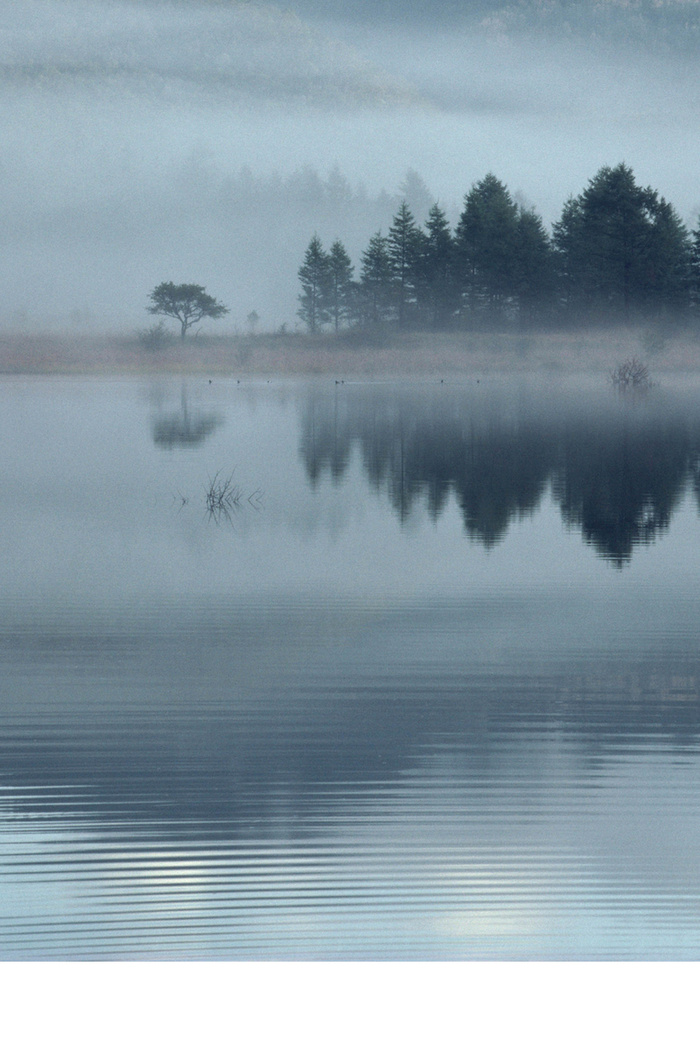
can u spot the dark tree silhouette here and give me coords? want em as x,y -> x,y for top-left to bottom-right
147,282 -> 229,340
691,221 -> 700,311
415,203 -> 459,329
387,202 -> 420,328
552,163 -> 692,322
297,234 -> 331,333
554,416 -> 691,564
358,231 -> 394,325
455,173 -> 521,324
327,240 -> 354,333
515,206 -> 555,325
295,162 -> 695,334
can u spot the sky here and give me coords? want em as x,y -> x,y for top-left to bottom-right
2,0 -> 700,330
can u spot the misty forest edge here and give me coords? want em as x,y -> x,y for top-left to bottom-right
141,163 -> 700,349
294,164 -> 700,337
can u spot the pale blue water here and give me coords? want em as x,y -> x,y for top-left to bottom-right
1,374 -> 699,959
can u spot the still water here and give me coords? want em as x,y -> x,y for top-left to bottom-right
2,374 -> 700,960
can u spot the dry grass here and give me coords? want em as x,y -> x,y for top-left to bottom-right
1,326 -> 699,378
203,470 -> 263,524
205,470 -> 242,515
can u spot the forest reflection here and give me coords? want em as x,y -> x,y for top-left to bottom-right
300,382 -> 700,563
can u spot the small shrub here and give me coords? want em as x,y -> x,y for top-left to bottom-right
610,357 -> 652,390
138,321 -> 174,351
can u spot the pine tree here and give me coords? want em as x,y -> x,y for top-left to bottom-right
579,164 -> 656,319
691,221 -> 700,312
358,232 -> 394,326
552,195 -> 587,320
645,197 -> 692,315
398,169 -> 434,224
552,163 -> 692,322
297,234 -> 331,333
515,207 -> 555,325
455,174 -> 520,324
327,240 -> 354,333
415,203 -> 458,329
387,202 -> 420,328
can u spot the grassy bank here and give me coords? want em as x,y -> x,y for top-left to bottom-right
1,326 -> 699,377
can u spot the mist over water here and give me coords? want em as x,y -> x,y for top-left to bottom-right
2,375 -> 700,959
6,0 -> 700,975
2,0 -> 700,331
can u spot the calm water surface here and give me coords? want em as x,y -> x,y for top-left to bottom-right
2,374 -> 700,959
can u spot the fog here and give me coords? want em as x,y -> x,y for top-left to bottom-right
2,0 -> 700,331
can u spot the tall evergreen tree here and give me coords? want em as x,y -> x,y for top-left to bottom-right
553,163 -> 692,322
297,234 -> 331,333
399,169 -> 434,224
645,197 -> 693,315
327,240 -> 354,333
552,195 -> 586,318
578,164 -> 658,319
416,204 -> 459,329
455,174 -> 520,324
358,231 -> 394,326
691,221 -> 700,312
515,206 -> 555,325
387,202 -> 420,328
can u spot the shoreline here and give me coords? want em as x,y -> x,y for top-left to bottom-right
1,328 -> 699,378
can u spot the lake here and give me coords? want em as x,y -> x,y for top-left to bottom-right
1,372 -> 700,960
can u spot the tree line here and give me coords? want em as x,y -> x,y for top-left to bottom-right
297,163 -> 700,332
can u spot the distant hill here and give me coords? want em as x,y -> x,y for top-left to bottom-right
282,0 -> 700,54
0,0 -> 418,109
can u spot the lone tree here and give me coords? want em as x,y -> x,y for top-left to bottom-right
147,282 -> 229,340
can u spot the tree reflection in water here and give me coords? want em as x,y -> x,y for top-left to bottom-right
300,381 -> 700,563
151,385 -> 222,448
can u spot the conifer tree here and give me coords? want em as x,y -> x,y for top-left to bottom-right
455,174 -> 520,323
553,163 -> 692,321
387,202 -> 420,328
645,197 -> 693,315
297,234 -> 331,333
552,196 -> 587,319
515,207 -> 555,325
416,203 -> 459,329
578,164 -> 658,319
691,221 -> 700,312
327,239 -> 354,333
358,231 -> 394,325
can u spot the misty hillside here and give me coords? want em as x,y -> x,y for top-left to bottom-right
0,0 -> 416,108
286,0 -> 700,54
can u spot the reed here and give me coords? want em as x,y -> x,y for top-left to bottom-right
205,470 -> 242,514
